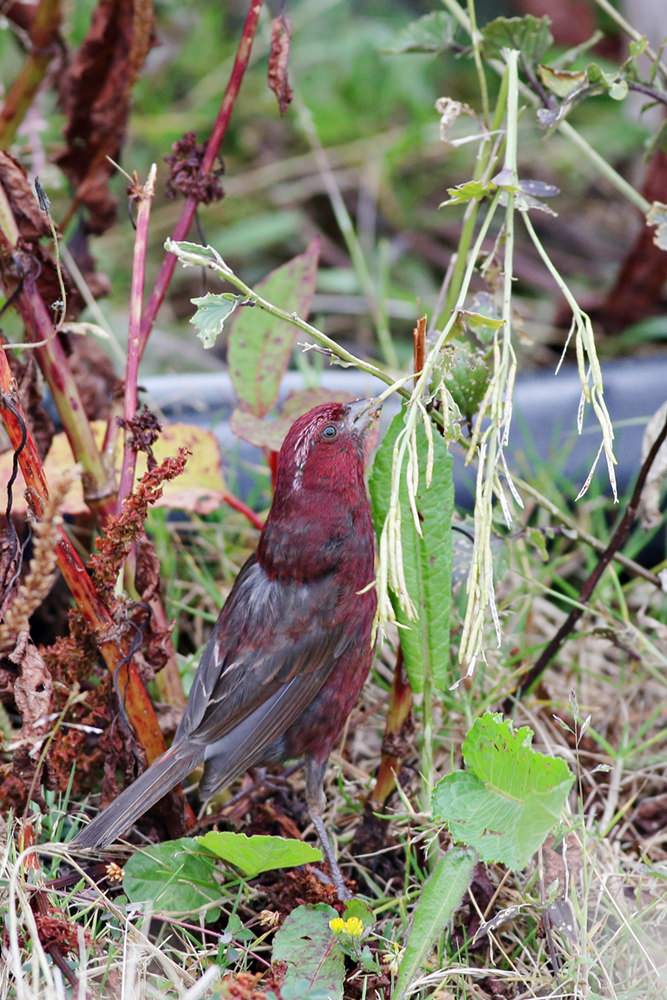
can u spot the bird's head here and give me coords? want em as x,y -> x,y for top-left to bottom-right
275,399 -> 379,498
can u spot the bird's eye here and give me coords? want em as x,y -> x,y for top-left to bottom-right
321,424 -> 338,441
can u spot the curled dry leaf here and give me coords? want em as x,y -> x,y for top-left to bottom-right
637,401 -> 667,530
56,0 -> 154,234
12,637 -> 53,741
268,15 -> 293,115
0,151 -> 50,241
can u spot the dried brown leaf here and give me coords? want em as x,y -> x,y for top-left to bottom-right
12,638 -> 53,740
268,15 -> 293,115
56,0 -> 154,234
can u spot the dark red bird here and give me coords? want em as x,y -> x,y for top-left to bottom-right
74,400 -> 378,897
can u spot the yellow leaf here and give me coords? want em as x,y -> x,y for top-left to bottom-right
0,422 -> 227,516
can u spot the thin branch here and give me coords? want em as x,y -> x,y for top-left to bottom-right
117,165 -> 157,511
507,411 -> 667,705
138,0 -> 264,359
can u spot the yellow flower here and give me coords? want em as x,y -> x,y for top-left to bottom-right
329,915 -> 364,937
343,916 -> 364,937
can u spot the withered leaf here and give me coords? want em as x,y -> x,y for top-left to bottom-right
56,0 -> 154,234
268,15 -> 293,115
12,639 -> 53,741
0,152 -> 50,242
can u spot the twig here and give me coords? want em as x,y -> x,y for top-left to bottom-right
627,80 -> 667,110
507,411 -> 667,705
117,165 -> 157,511
138,0 -> 264,359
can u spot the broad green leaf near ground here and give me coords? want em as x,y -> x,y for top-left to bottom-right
123,838 -> 220,921
432,714 -> 574,870
271,903 -> 344,1000
228,238 -> 320,417
196,831 -> 322,878
370,408 -> 454,692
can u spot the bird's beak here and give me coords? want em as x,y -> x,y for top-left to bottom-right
346,397 -> 382,436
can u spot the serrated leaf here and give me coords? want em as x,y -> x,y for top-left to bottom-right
228,239 -> 319,417
394,848 -> 476,999
538,64 -> 587,98
481,15 -> 553,63
190,292 -> 241,349
196,831 -> 322,878
272,903 -> 344,1000
370,409 -> 454,692
432,714 -> 574,870
123,838 -> 220,921
386,11 -> 456,54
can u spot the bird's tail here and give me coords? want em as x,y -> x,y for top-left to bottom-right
72,743 -> 202,850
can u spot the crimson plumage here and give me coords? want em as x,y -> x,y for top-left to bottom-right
74,399 -> 378,896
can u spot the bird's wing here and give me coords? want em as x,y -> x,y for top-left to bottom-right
176,554 -> 352,751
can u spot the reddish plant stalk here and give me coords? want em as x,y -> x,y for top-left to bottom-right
222,491 -> 264,531
117,165 -> 157,511
138,0 -> 264,358
368,649 -> 413,807
0,349 -> 167,765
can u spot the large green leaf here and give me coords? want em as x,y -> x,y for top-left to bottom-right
432,714 -> 574,870
196,831 -> 322,878
123,837 -> 220,920
370,409 -> 454,692
481,15 -> 553,63
386,12 -> 457,55
228,239 -> 320,417
271,903 -> 344,1000
394,848 -> 477,999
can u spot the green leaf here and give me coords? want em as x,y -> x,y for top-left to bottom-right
481,15 -> 553,63
538,63 -> 587,98
196,831 -> 322,878
440,178 -> 494,207
370,409 -> 454,693
442,342 -> 491,420
189,292 -> 241,349
394,848 -> 477,999
123,838 -> 220,920
166,239 -> 227,271
271,903 -> 344,1000
228,239 -> 320,417
609,77 -> 628,100
432,714 -> 574,870
386,11 -> 456,55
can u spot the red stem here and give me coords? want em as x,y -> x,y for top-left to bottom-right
222,491 -> 264,531
138,0 -> 264,359
117,165 -> 157,511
